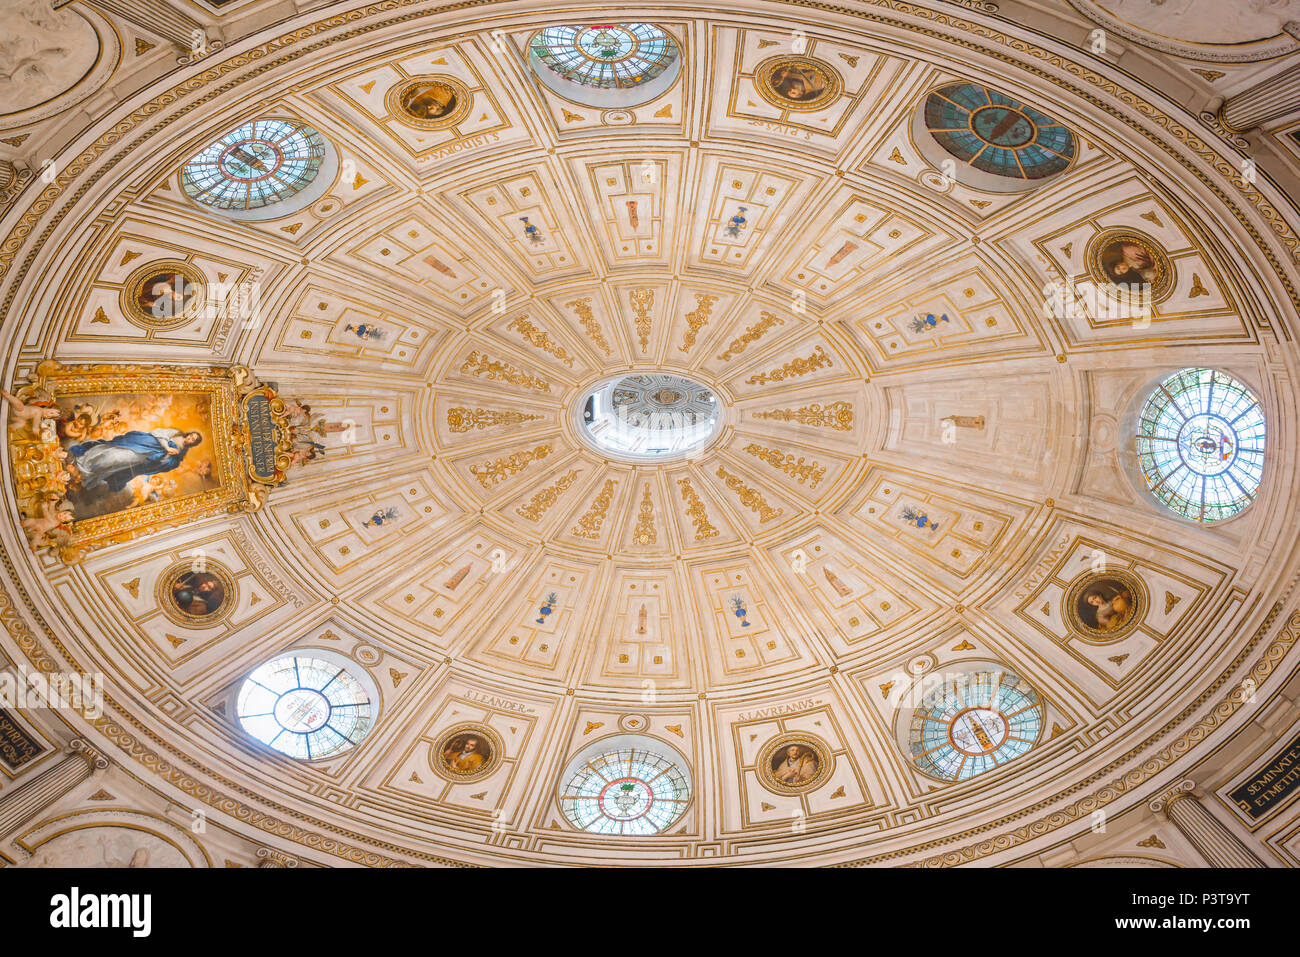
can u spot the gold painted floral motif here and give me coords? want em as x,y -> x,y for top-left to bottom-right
676,477 -> 718,540
744,345 -> 831,386
459,350 -> 550,393
716,465 -> 783,522
678,294 -> 719,352
469,444 -> 552,488
566,296 -> 612,356
717,311 -> 785,362
507,316 -> 575,367
630,288 -> 654,353
633,483 -> 656,545
753,401 -> 852,430
515,468 -> 579,521
571,478 -> 617,539
447,407 -> 543,432
744,442 -> 825,487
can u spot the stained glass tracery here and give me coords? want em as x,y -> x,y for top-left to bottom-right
559,745 -> 690,835
1136,368 -> 1265,522
530,24 -> 678,89
909,669 -> 1043,781
181,119 -> 327,212
924,83 -> 1076,181
238,655 -> 373,760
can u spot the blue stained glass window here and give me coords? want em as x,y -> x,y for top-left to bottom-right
531,23 -> 678,89
181,119 -> 327,211
925,83 -> 1076,180
238,655 -> 373,760
560,745 -> 690,835
909,669 -> 1043,781
1136,368 -> 1265,522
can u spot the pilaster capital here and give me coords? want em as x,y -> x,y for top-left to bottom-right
1149,779 -> 1196,815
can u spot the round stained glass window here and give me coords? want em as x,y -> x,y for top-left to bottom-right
1136,368 -> 1265,522
181,119 -> 328,212
530,23 -> 678,90
576,373 -> 721,462
559,742 -> 691,835
923,83 -> 1076,181
237,654 -> 374,760
908,668 -> 1042,781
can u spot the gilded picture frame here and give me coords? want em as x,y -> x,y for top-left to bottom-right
1063,566 -> 1147,643
756,730 -> 833,795
429,721 -> 505,783
155,558 -> 237,627
1085,227 -> 1175,303
120,259 -> 207,330
385,74 -> 472,130
754,55 -> 842,113
7,361 -> 293,563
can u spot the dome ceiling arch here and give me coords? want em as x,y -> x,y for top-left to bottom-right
0,0 -> 1298,868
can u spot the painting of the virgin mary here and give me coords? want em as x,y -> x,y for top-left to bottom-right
70,429 -> 203,493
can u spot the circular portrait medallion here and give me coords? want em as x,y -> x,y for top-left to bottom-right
1063,567 -> 1147,643
754,55 -> 841,112
385,75 -> 471,129
1085,228 -> 1175,302
121,261 -> 206,329
430,722 -> 504,782
756,731 -> 833,795
156,560 -> 236,626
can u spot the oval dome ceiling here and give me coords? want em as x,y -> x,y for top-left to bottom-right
0,0 -> 1298,871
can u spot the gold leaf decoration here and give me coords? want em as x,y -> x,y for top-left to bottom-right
469,444 -> 552,488
571,479 -> 617,539
460,350 -> 550,392
566,296 -> 612,355
744,442 -> 825,486
717,311 -> 785,362
676,478 -> 718,540
633,483 -> 657,545
630,287 -> 654,352
677,293 -> 719,352
515,469 -> 580,522
507,315 -> 575,366
744,345 -> 832,386
753,401 -> 852,430
446,407 -> 543,432
716,465 -> 782,521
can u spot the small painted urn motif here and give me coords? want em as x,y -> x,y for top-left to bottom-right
536,591 -> 558,624
363,506 -> 400,528
613,782 -> 639,813
900,506 -> 939,531
519,216 -> 543,245
725,206 -> 748,238
909,312 -> 950,334
731,595 -> 751,627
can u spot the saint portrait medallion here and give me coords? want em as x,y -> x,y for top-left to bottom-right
385,75 -> 472,130
754,55 -> 841,112
156,559 -> 236,626
121,260 -> 206,330
1063,567 -> 1147,643
756,731 -> 833,795
430,722 -> 504,782
1085,228 -> 1175,302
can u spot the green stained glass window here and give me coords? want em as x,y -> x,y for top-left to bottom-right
559,745 -> 690,835
531,24 -> 678,89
